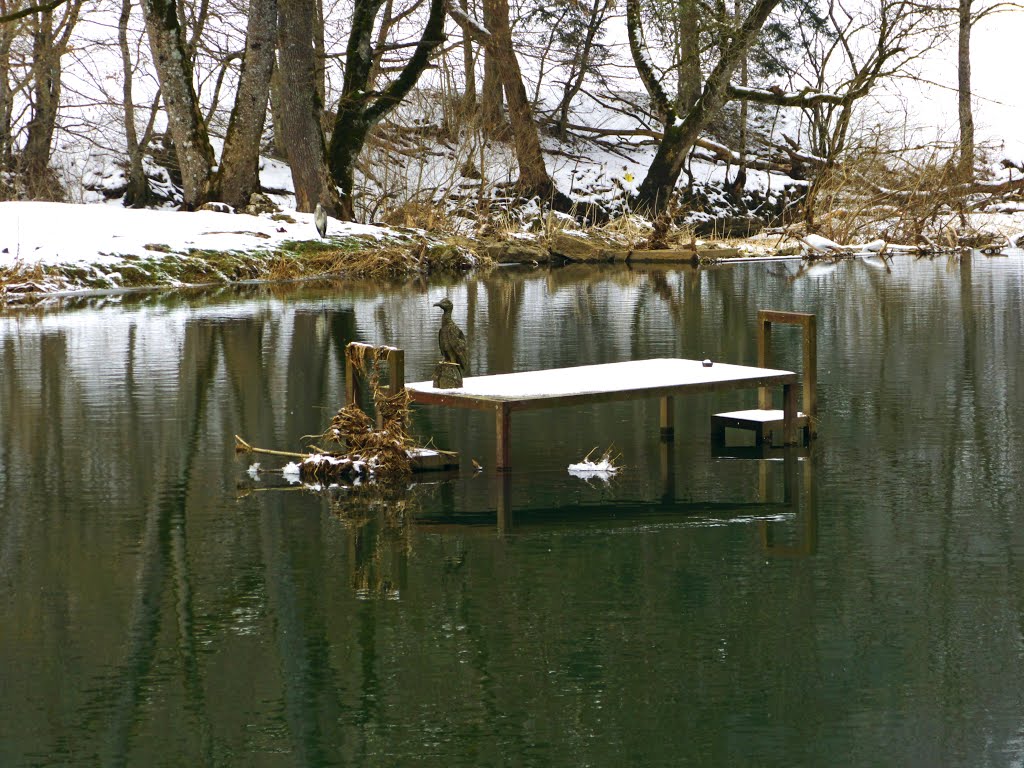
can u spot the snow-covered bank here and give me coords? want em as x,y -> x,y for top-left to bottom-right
0,200 -> 463,301
0,200 -> 388,267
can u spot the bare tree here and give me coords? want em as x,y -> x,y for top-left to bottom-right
945,0 -> 1022,179
450,0 -> 569,204
18,0 -> 82,197
527,0 -> 614,139
327,0 -> 446,220
627,0 -> 782,213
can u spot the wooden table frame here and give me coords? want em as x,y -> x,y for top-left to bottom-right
406,359 -> 800,472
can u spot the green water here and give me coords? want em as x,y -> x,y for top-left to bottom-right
2,255 -> 1023,766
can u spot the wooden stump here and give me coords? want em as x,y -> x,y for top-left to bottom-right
433,361 -> 464,388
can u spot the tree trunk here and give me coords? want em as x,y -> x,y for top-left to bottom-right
276,0 -> 340,214
120,0 -> 153,207
268,62 -> 288,158
22,9 -> 65,198
460,0 -> 477,115
957,0 -> 974,181
480,34 -> 504,125
555,0 -> 604,138
675,0 -> 701,115
140,0 -> 215,207
731,0 -> 748,198
0,23 -> 17,171
481,0 -> 555,198
216,0 -> 277,208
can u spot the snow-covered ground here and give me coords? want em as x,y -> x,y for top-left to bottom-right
0,201 -> 390,269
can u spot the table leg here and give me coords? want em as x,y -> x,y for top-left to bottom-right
496,403 -> 512,472
660,395 -> 674,441
782,382 -> 797,445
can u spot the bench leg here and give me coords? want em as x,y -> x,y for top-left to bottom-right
496,403 -> 512,472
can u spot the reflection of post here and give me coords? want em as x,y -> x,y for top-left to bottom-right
660,437 -> 676,503
782,446 -> 797,504
496,472 -> 513,533
759,450 -> 816,556
496,402 -> 512,472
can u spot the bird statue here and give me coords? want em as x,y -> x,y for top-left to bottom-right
433,297 -> 469,375
314,203 -> 327,239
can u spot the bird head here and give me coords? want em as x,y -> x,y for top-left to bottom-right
433,297 -> 453,312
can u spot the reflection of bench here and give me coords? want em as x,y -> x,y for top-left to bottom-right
406,358 -> 800,472
712,310 -> 817,447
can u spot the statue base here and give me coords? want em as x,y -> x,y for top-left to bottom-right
433,361 -> 464,388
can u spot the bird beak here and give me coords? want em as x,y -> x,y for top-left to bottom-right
432,301 -> 442,308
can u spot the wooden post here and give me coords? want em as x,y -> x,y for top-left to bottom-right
387,348 -> 405,396
659,395 -> 674,441
495,403 -> 512,472
345,348 -> 359,406
758,315 -> 773,410
803,314 -> 817,432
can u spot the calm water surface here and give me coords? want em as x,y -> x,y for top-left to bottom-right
2,255 -> 1024,766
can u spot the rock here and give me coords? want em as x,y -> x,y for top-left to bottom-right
692,215 -> 765,238
547,231 -> 616,263
242,192 -> 280,215
483,240 -> 549,264
199,201 -> 233,214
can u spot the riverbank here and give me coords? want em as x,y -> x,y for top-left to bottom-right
4,199 -> 1024,305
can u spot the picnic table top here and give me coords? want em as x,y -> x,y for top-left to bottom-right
406,358 -> 797,411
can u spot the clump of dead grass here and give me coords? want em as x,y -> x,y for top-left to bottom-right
310,343 -> 416,482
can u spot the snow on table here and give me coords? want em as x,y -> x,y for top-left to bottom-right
406,358 -> 796,405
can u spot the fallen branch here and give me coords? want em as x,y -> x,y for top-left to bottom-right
234,434 -> 309,460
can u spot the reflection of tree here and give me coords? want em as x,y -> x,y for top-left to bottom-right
94,319 -> 220,764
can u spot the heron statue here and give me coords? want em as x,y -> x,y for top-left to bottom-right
314,203 -> 327,239
433,297 -> 469,375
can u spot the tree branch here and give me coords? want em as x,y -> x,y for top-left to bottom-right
726,83 -> 856,106
0,0 -> 70,23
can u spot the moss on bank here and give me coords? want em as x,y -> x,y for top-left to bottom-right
0,233 -> 483,302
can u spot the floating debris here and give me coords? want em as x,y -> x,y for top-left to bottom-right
568,446 -> 622,482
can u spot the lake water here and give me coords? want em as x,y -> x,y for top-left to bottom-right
2,254 -> 1024,766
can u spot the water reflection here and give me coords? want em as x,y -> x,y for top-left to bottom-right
2,254 -> 1024,766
